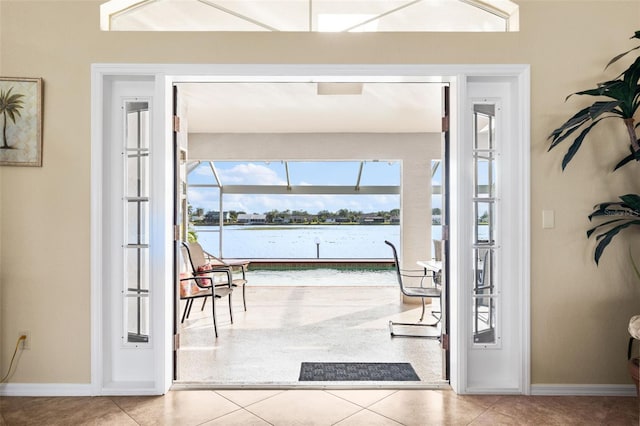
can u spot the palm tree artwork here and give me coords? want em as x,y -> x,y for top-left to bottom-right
0,86 -> 25,149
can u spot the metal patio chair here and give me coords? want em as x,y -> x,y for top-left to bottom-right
385,240 -> 441,339
186,241 -> 249,311
179,242 -> 234,338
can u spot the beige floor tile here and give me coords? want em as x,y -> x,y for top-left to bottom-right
79,409 -> 139,425
467,407 -> 523,425
326,389 -> 398,407
245,389 -> 361,425
334,409 -> 405,426
602,395 -> 639,424
0,396 -> 134,426
489,395 -> 615,425
111,390 -> 240,426
454,394 -> 504,409
201,408 -> 271,425
1,391 -> 638,425
215,389 -> 285,407
368,389 -> 487,425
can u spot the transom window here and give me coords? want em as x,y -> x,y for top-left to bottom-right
101,0 -> 519,32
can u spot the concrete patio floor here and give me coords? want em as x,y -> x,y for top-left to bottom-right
176,285 -> 445,387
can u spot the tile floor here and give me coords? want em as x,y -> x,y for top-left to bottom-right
1,389 -> 638,425
3,285 -> 638,424
177,286 -> 444,385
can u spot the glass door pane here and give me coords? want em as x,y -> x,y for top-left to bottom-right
472,103 -> 498,347
124,100 -> 150,345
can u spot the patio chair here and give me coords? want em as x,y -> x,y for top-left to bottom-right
186,241 -> 249,311
180,242 -> 234,338
385,240 -> 441,339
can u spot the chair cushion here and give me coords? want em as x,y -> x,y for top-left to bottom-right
179,272 -> 200,298
195,264 -> 214,287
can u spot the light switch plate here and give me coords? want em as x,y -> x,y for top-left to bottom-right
542,210 -> 555,229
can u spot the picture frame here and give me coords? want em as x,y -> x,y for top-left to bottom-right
0,77 -> 43,167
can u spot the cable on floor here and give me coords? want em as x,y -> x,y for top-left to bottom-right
0,335 -> 27,383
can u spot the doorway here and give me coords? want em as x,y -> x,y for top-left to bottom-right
173,81 -> 447,385
91,64 -> 530,396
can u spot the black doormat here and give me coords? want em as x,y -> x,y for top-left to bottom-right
298,362 -> 420,381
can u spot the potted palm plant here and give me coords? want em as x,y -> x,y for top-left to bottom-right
548,30 -> 640,394
629,253 -> 640,394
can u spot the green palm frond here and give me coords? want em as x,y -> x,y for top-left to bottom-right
587,194 -> 640,264
0,87 -> 25,123
549,52 -> 640,171
606,30 -> 640,69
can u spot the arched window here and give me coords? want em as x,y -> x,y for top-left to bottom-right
101,0 -> 519,32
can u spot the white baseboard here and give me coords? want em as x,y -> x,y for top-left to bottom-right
0,383 -> 92,397
1,382 -> 635,397
0,381 -> 164,397
531,384 -> 637,396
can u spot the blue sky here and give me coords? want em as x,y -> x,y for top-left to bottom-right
187,161 -> 444,214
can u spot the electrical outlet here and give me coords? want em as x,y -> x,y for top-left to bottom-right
18,331 -> 30,350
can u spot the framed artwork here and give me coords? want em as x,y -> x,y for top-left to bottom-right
0,77 -> 43,167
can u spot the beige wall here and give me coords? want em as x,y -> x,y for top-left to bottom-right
1,0 -> 639,385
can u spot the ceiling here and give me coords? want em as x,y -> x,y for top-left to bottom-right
178,82 -> 445,133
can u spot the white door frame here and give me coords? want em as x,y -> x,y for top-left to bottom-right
91,63 -> 530,395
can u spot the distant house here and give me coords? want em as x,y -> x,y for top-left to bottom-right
390,216 -> 400,224
237,213 -> 267,224
201,211 -> 230,223
290,215 -> 308,223
360,215 -> 385,224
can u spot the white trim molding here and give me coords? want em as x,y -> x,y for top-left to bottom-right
531,384 -> 637,397
0,383 -> 92,397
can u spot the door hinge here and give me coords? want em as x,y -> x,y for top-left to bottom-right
174,225 -> 180,241
440,333 -> 449,351
173,115 -> 181,133
441,116 -> 449,132
442,225 -> 449,241
174,334 -> 180,351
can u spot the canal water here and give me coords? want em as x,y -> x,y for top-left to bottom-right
193,224 -> 443,286
194,224 -> 419,259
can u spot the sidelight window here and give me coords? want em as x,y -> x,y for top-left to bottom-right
472,103 -> 499,347
123,100 -> 151,346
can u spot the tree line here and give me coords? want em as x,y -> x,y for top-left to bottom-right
190,206 -> 444,225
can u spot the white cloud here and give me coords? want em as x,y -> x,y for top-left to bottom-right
188,183 -> 401,214
219,163 -> 286,185
187,188 -> 219,211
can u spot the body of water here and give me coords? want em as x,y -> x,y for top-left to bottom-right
195,224 -> 420,259
193,224 -> 487,286
193,224 -> 451,286
194,224 -> 492,260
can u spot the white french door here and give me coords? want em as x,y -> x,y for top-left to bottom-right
92,64 -> 530,395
